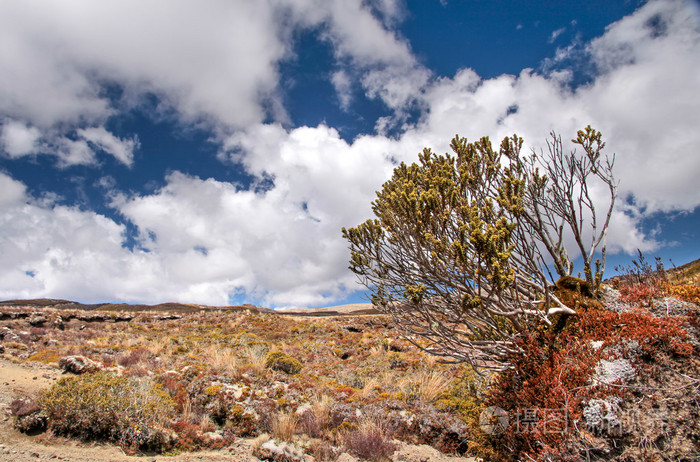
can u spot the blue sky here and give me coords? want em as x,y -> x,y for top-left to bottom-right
1,0 -> 699,307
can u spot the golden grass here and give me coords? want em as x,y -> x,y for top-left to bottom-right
243,344 -> 268,374
309,394 -> 332,428
417,370 -> 453,403
203,345 -> 239,376
272,411 -> 298,442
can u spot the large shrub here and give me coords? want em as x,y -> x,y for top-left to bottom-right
343,127 -> 616,370
38,371 -> 175,452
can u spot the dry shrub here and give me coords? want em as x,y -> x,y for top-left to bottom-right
669,283 -> 700,305
342,420 -> 396,462
117,347 -> 150,369
308,438 -> 339,461
244,344 -> 269,374
300,395 -> 332,438
361,377 -> 381,397
203,345 -> 240,376
27,349 -> 61,364
483,329 -> 601,461
577,307 -> 690,359
612,252 -> 663,306
169,418 -> 234,451
618,282 -> 662,306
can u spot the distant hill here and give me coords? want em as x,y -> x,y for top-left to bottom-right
669,257 -> 700,284
0,298 -> 272,315
0,298 -> 379,317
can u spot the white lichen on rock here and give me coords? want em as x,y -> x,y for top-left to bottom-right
582,397 -> 624,435
594,358 -> 635,385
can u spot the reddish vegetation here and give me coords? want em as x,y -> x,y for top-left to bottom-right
475,270 -> 699,461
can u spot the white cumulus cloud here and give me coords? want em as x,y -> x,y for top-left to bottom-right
77,127 -> 139,167
0,120 -> 41,157
0,0 -> 699,306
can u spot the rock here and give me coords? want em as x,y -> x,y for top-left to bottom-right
295,402 -> 312,416
28,315 -> 47,326
112,314 -> 135,322
10,398 -> 47,434
583,398 -> 624,435
203,431 -> 224,444
254,438 -> 306,461
336,453 -> 360,462
0,327 -> 20,343
594,358 -> 635,385
58,355 -> 104,374
391,442 -> 478,461
104,365 -> 126,376
75,312 -> 109,322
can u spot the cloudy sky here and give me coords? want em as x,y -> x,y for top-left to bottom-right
1,0 -> 699,308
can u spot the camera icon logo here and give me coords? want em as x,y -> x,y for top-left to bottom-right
479,406 -> 509,435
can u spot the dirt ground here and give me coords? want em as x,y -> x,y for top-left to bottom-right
0,358 -> 477,462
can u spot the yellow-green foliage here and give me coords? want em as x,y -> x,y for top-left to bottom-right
435,370 -> 483,420
38,372 -> 175,443
27,349 -> 61,364
436,371 -> 496,457
265,351 -> 302,375
205,384 -> 223,396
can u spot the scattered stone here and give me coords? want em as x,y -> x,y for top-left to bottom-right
583,397 -> 624,435
336,453 -> 360,462
58,355 -> 104,374
594,358 -> 635,385
259,439 -> 305,461
28,315 -> 48,326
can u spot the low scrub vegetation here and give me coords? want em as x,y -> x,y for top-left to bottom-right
39,372 -> 176,453
2,260 -> 698,460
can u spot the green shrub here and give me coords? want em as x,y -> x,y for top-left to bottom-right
38,371 -> 175,452
265,351 -> 302,375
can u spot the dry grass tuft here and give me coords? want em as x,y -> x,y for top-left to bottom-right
203,345 -> 239,376
272,411 -> 298,442
243,344 -> 267,374
417,370 -> 453,403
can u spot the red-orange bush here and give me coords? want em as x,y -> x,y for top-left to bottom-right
476,292 -> 692,461
618,282 -> 663,306
482,328 -> 603,461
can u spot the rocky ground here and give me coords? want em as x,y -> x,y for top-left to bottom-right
0,281 -> 698,461
0,301 -> 479,462
0,359 -> 479,462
